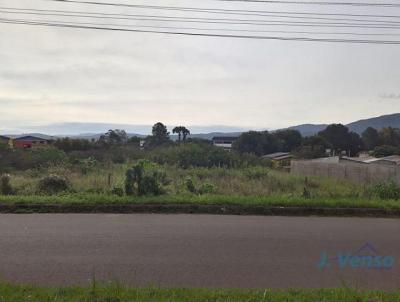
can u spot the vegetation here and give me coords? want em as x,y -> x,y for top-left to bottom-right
125,160 -> 167,196
0,283 -> 398,302
37,174 -> 69,195
0,174 -> 13,195
1,122 -> 400,209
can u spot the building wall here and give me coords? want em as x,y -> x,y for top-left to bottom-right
13,140 -> 48,149
291,160 -> 400,185
213,143 -> 232,149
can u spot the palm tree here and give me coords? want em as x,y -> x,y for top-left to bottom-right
172,126 -> 183,142
182,127 -> 190,141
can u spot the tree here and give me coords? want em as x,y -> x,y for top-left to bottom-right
361,127 -> 380,150
152,122 -> 169,140
379,127 -> 400,146
232,131 -> 279,156
172,126 -> 183,142
318,124 -> 362,156
318,124 -> 349,152
98,129 -> 128,146
293,135 -> 328,159
347,132 -> 364,156
182,127 -> 190,141
172,126 -> 191,142
371,145 -> 400,157
273,129 -> 302,152
145,122 -> 171,149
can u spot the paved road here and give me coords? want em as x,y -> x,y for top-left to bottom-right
0,214 -> 399,289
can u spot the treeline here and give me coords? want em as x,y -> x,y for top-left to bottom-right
233,124 -> 400,159
0,123 -> 267,171
1,122 -> 400,172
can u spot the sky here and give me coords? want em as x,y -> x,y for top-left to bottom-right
1,0 -> 400,134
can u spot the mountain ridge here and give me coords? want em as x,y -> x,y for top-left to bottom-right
2,113 -> 399,140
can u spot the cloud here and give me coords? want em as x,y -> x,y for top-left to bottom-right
1,0 -> 400,131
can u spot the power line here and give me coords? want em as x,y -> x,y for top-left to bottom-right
195,0 -> 400,6
46,0 -> 400,10
48,0 -> 400,8
5,16 -> 400,36
3,8 -> 400,29
45,0 -> 400,20
1,17 -> 400,44
4,6 -> 400,25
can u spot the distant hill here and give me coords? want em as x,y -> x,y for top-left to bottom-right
3,113 -> 400,140
287,113 -> 400,136
286,124 -> 328,137
182,132 -> 243,141
346,113 -> 400,134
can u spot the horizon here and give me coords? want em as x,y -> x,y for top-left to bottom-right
1,112 -> 399,136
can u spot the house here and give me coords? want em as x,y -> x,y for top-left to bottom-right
262,152 -> 293,168
309,155 -> 400,166
212,136 -> 238,149
12,135 -> 51,149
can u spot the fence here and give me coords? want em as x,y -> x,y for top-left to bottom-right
291,160 -> 400,185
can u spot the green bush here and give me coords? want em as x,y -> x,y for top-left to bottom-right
372,182 -> 400,200
244,166 -> 269,180
0,174 -> 13,195
125,160 -> 167,196
185,177 -> 196,193
79,157 -> 97,175
184,177 -> 216,195
30,146 -> 67,168
150,143 -> 242,169
37,174 -> 69,195
198,183 -> 216,195
111,187 -> 124,196
371,145 -> 400,158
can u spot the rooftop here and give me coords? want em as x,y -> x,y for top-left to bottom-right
212,136 -> 238,141
262,152 -> 292,160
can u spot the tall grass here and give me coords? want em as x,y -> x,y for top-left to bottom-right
3,163 -> 389,204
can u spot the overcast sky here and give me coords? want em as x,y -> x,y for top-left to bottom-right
1,0 -> 400,134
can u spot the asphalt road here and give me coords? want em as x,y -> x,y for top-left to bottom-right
0,214 -> 399,289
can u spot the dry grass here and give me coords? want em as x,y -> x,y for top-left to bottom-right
7,163 -> 367,200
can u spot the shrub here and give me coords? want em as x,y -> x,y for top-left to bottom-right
150,143 -> 240,169
0,174 -> 13,195
184,177 -> 216,195
302,187 -> 311,199
185,177 -> 196,193
111,187 -> 124,196
30,146 -> 67,168
79,157 -> 97,175
372,182 -> 400,200
38,174 -> 69,195
244,167 -> 269,180
125,160 -> 166,196
198,183 -> 216,195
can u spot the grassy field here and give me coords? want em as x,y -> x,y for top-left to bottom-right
9,164 -> 366,197
2,164 -> 398,210
0,283 -> 399,302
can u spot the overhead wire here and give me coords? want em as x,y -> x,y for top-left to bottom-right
3,6 -> 400,24
2,7 -> 400,29
2,17 -> 400,44
0,0 -> 399,44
